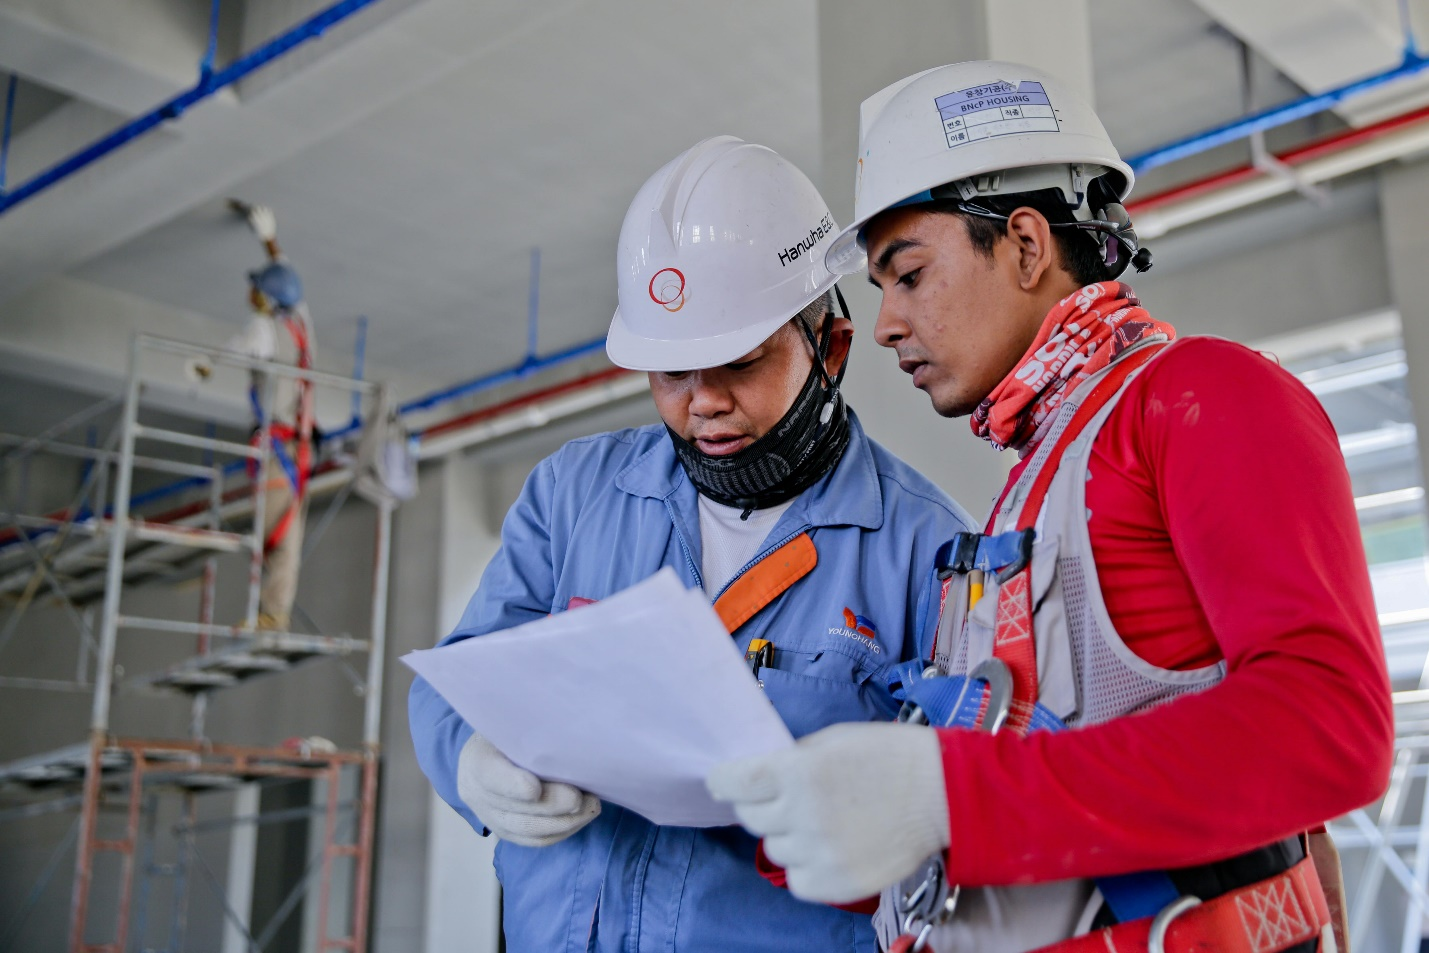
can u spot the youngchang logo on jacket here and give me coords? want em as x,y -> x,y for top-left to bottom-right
777,214 -> 836,267
830,608 -> 881,652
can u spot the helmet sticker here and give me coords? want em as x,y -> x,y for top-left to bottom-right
648,268 -> 686,313
934,80 -> 1058,149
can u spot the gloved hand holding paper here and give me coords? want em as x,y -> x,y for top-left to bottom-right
402,568 -> 794,827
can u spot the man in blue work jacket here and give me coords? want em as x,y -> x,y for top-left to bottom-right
409,136 -> 975,953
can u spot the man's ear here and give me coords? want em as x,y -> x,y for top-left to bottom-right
1004,207 -> 1057,292
824,317 -> 854,376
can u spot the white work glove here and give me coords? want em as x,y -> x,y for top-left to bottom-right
246,204 -> 278,242
706,722 -> 950,904
457,732 -> 600,847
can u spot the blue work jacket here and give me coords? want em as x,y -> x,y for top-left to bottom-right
409,413 -> 974,953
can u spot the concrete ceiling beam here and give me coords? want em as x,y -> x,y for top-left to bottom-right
1190,0 -> 1429,126
0,0 -> 211,116
0,0 -> 570,307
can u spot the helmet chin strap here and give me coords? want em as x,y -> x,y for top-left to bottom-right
796,284 -> 854,427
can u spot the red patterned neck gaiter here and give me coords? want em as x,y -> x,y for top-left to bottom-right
970,282 -> 1175,451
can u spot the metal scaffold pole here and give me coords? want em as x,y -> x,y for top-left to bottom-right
69,336 -> 143,953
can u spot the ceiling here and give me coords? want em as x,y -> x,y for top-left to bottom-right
65,0 -> 823,386
2,0 -> 1423,406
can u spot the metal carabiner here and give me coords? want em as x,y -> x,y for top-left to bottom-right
968,657 -> 1013,735
898,857 -> 948,928
892,660 -> 1011,951
1147,895 -> 1200,953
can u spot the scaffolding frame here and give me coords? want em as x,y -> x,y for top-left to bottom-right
0,334 -> 394,953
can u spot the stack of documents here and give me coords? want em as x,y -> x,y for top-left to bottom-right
403,568 -> 794,827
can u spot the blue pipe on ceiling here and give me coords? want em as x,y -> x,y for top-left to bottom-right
1125,47 -> 1429,175
400,335 -> 608,420
0,0 -> 386,216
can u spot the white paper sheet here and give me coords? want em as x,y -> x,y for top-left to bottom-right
403,568 -> 794,827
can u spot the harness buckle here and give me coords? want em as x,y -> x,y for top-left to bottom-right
994,528 -> 1036,584
936,532 -> 983,580
1147,895 -> 1200,953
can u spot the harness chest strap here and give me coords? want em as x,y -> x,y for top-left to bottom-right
713,533 -> 818,633
254,314 -> 317,554
991,342 -> 1166,733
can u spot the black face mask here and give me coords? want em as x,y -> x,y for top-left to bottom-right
667,290 -> 853,517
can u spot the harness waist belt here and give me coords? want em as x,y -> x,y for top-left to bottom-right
1027,856 -> 1330,953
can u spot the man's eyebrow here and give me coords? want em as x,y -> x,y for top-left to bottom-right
871,238 -> 922,275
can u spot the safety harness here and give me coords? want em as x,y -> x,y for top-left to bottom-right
247,310 -> 315,554
887,342 -> 1336,953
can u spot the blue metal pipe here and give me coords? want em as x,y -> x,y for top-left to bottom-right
350,315 -> 367,428
399,335 -> 608,419
1126,48 -> 1429,175
317,335 -> 608,444
0,0 -> 385,215
200,0 -> 223,81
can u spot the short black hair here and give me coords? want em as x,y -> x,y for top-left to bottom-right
927,188 -> 1112,287
793,289 -> 834,331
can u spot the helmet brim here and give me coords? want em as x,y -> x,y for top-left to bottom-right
606,269 -> 842,372
605,306 -> 802,373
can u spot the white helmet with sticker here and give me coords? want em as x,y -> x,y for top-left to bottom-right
825,60 -> 1135,276
607,136 -> 849,372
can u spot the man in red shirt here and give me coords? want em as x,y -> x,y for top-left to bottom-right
708,61 -> 1393,953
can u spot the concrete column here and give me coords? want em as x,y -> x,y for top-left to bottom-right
221,785 -> 260,953
816,0 -> 1095,514
420,451 -> 502,953
985,0 -> 1094,105
1379,158 -> 1429,487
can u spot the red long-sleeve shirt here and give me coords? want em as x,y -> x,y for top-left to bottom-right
939,337 -> 1394,887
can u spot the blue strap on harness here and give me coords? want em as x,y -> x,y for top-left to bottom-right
1095,871 -> 1182,924
887,665 -> 1180,922
889,664 -> 1068,735
248,384 -> 301,493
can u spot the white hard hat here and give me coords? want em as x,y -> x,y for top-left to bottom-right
825,61 -> 1135,275
607,136 -> 850,372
